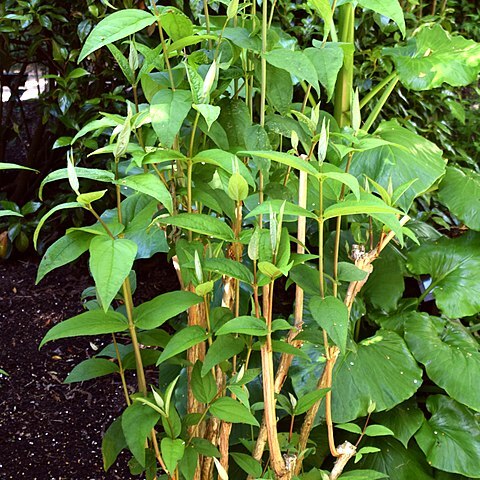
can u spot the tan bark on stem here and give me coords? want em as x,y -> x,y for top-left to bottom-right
329,442 -> 356,480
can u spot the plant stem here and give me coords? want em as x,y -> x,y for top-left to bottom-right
318,181 -> 325,298
363,75 -> 399,132
112,334 -> 131,405
333,3 -> 355,127
359,72 -> 397,109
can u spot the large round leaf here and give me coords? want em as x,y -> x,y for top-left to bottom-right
405,313 -> 480,412
292,330 -> 422,423
349,121 -> 445,211
383,25 -> 480,90
415,395 -> 480,478
407,232 -> 480,317
355,436 -> 433,480
438,166 -> 480,230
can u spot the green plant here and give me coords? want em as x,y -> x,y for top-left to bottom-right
35,1 -> 480,479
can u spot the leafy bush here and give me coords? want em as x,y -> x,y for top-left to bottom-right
34,1 -> 480,479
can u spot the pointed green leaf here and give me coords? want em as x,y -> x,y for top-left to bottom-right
245,199 -> 317,220
309,296 -> 349,353
202,336 -> 245,376
294,388 -> 329,415
155,213 -> 235,241
64,358 -> 119,383
358,0 -> 405,36
215,316 -> 268,336
191,362 -> 217,403
161,438 -> 185,474
239,150 -> 319,176
102,417 -> 127,471
135,291 -> 202,330
89,236 -> 137,311
117,173 -> 173,213
122,402 -> 160,466
323,193 -> 401,220
79,9 -> 156,61
203,258 -> 254,284
157,326 -> 208,365
34,202 -> 83,249
150,89 -> 192,148
40,310 -> 128,348
210,397 -> 259,426
230,452 -> 262,478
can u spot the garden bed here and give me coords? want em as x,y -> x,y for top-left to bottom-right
0,255 -> 176,479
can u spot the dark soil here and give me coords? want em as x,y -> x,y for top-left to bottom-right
0,254 -> 179,479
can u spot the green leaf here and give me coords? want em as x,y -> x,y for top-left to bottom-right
150,89 -> 192,148
0,162 -> 38,172
179,447 -> 198,480
202,336 -> 245,375
161,438 -> 185,474
107,44 -> 135,85
323,193 -> 401,220
264,49 -> 319,93
245,199 -> 317,220
294,388 -> 329,415
358,0 -> 405,36
339,470 -> 388,480
135,291 -> 202,330
117,173 -> 173,213
79,9 -> 156,61
155,213 -> 235,241
203,258 -> 253,284
209,397 -> 259,426
239,150 -> 319,176
193,104 -> 221,131
357,437 -> 432,479
321,171 -> 360,200
405,313 -> 480,412
191,361 -> 217,404
215,316 -> 267,336
40,310 -> 128,348
33,202 -> 82,249
363,250 -> 405,312
415,395 -> 480,478
157,326 -> 208,365
372,400 -> 424,448
89,237 -> 137,311
407,233 -> 480,317
265,63 -> 293,114
102,417 -> 127,471
39,167 -> 115,200
230,452 -> 262,478
308,0 -> 333,38
0,210 -> 22,218
291,331 -> 422,423
305,44 -> 344,101
438,166 -> 480,230
122,402 -> 160,466
227,172 -> 249,201
64,358 -> 119,383
193,149 -> 255,187
336,423 -> 363,435
384,25 -> 480,90
160,8 -> 193,42
337,262 -> 368,282
309,296 -> 349,353
364,425 -> 395,437
349,121 -> 446,211
77,189 -> 107,205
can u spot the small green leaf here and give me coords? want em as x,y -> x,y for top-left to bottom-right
210,397 -> 259,426
76,189 -> 108,205
102,417 -> 127,471
155,213 -> 235,241
239,150 -> 319,176
230,452 -> 262,477
161,438 -> 185,474
294,388 -> 329,415
89,236 -> 137,311
336,423 -> 363,435
193,104 -> 220,131
216,316 -> 267,336
246,199 -> 317,220
323,194 -> 401,221
157,326 -> 208,365
228,172 -> 249,201
203,258 -> 254,284
122,402 -> 160,466
364,425 -> 395,437
64,358 -> 119,383
202,336 -> 245,375
118,173 -> 173,214
309,296 -> 349,353
191,361 -> 217,404
40,310 -> 128,348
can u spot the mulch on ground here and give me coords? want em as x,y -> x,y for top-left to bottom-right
0,254 -> 178,479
